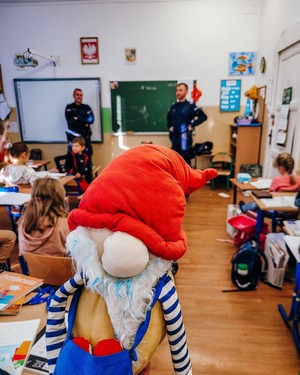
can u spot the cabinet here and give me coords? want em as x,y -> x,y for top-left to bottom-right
230,125 -> 261,176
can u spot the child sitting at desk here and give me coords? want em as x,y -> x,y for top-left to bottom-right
0,230 -> 16,272
0,141 -> 38,186
239,152 -> 300,212
0,120 -> 12,165
18,177 -> 69,257
64,136 -> 92,193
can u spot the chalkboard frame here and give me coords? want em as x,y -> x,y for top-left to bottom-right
14,77 -> 103,143
110,80 -> 178,134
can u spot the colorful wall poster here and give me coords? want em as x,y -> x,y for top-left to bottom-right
228,52 -> 257,76
220,79 -> 241,112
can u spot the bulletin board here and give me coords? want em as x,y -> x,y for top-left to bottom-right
14,78 -> 102,143
219,79 -> 241,112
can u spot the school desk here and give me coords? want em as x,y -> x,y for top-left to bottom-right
229,178 -> 257,204
0,293 -> 48,375
27,160 -> 51,171
248,191 -> 298,237
279,235 -> 300,352
0,192 -> 31,206
18,175 -> 76,194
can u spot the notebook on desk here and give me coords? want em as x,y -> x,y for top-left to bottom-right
252,190 -> 272,199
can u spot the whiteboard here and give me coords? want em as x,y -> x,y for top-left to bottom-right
14,78 -> 102,143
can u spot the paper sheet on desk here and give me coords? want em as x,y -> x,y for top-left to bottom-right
250,179 -> 272,189
283,235 -> 300,263
261,196 -> 297,208
35,171 -> 67,179
0,192 -> 31,205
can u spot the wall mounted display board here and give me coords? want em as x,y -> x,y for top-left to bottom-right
110,80 -> 177,133
14,78 -> 102,143
219,79 -> 241,112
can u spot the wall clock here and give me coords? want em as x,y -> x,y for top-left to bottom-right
260,57 -> 266,73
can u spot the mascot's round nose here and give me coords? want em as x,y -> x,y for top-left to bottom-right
102,232 -> 150,278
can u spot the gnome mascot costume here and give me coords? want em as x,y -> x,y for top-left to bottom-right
46,145 -> 217,375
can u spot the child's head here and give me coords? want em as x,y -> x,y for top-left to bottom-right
71,137 -> 86,155
22,177 -> 67,233
273,152 -> 294,174
8,142 -> 30,165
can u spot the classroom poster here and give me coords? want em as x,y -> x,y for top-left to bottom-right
219,79 -> 241,112
228,52 -> 257,76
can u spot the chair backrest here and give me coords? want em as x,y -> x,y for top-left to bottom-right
212,153 -> 233,165
30,148 -> 42,160
54,155 -> 68,173
22,252 -> 75,286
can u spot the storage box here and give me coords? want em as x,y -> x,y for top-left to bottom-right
264,233 -> 289,288
236,118 -> 252,125
226,204 -> 239,238
237,173 -> 252,183
227,214 -> 268,248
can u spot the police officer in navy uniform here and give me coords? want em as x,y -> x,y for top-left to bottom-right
65,88 -> 94,163
167,82 -> 207,165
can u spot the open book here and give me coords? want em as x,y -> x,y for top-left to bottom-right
250,179 -> 272,189
0,319 -> 41,375
25,327 -> 48,374
260,196 -> 297,208
283,220 -> 300,236
0,272 -> 43,312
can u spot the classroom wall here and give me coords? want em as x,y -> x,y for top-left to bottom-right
0,0 -> 261,168
1,0 -> 300,171
255,0 -> 300,168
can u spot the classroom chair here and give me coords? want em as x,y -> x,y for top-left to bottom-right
0,185 -> 23,234
30,148 -> 42,160
20,252 -> 75,286
210,152 -> 234,191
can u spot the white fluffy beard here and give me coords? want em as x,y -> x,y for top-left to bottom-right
67,227 -> 172,350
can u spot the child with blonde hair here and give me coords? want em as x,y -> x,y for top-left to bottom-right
0,141 -> 38,185
239,152 -> 300,212
18,177 -> 69,256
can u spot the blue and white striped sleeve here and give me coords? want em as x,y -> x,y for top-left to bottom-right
159,274 -> 192,375
46,273 -> 84,375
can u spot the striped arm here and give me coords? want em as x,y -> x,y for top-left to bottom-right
159,275 -> 192,375
46,273 -> 84,375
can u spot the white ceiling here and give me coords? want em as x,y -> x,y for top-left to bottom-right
0,0 -> 193,4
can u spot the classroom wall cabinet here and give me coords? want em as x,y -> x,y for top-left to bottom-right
230,125 -> 261,177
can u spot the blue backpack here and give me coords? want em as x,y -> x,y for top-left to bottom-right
231,238 -> 268,291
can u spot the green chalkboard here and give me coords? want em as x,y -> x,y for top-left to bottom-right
110,80 -> 177,133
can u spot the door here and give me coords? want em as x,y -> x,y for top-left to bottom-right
265,41 -> 300,177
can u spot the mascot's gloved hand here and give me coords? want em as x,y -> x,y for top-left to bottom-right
186,167 -> 218,195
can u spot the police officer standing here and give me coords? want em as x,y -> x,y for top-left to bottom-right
65,88 -> 94,163
167,82 -> 207,165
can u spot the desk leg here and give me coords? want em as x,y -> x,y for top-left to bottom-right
278,262 -> 300,353
233,185 -> 237,205
256,209 -> 264,239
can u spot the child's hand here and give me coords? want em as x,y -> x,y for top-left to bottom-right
75,173 -> 81,178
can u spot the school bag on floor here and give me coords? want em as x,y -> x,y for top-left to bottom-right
231,237 -> 268,291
